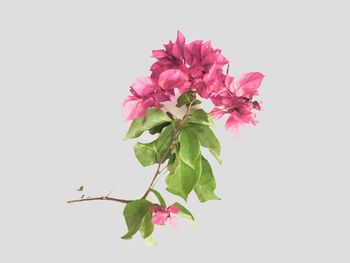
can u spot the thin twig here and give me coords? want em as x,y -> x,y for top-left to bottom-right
67,196 -> 131,204
152,171 -> 169,189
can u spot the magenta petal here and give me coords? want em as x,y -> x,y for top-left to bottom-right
167,205 -> 180,214
169,216 -> 179,228
176,31 -> 185,46
158,69 -> 189,91
235,72 -> 264,98
203,63 -> 217,83
193,81 -> 208,98
122,96 -> 157,121
151,211 -> 168,225
164,40 -> 174,54
149,204 -> 162,212
183,45 -> 193,64
122,96 -> 140,121
225,103 -> 256,136
172,31 -> 186,59
224,75 -> 235,93
210,107 -> 226,120
151,50 -> 168,59
201,41 -> 214,59
225,112 -> 240,136
210,92 -> 237,107
132,77 -> 158,97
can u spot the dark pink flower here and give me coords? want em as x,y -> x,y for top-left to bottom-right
200,63 -> 226,98
150,31 -> 186,80
184,40 -> 228,92
150,31 -> 228,98
149,204 -> 179,226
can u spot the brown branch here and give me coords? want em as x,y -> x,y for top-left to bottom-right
67,196 -> 131,204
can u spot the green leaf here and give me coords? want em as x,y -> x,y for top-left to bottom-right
179,127 -> 200,168
149,122 -> 171,135
173,202 -> 195,222
168,152 -> 176,164
139,210 -> 154,239
143,108 -> 171,130
121,199 -> 150,240
134,123 -> 175,167
167,153 -> 178,175
191,123 -> 222,164
176,92 -> 192,107
157,123 -> 175,158
144,236 -> 158,246
134,141 -> 158,167
76,185 -> 84,191
194,157 -> 220,202
166,154 -> 202,201
187,108 -> 214,126
150,188 -> 166,207
124,108 -> 172,140
124,117 -> 145,140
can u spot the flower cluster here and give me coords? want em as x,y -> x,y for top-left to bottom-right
123,31 -> 264,135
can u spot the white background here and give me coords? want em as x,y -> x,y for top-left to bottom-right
1,0 -> 349,262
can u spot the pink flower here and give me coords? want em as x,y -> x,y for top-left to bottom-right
210,72 -> 264,135
149,204 -> 179,226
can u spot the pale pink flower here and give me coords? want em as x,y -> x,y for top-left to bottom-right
122,96 -> 161,121
149,204 -> 179,226
122,71 -> 189,120
158,69 -> 190,93
122,77 -> 166,120
234,72 -> 264,99
210,72 -> 264,135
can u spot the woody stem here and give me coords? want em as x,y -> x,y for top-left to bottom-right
67,101 -> 194,205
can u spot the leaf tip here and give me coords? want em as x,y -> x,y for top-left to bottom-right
76,185 -> 84,192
